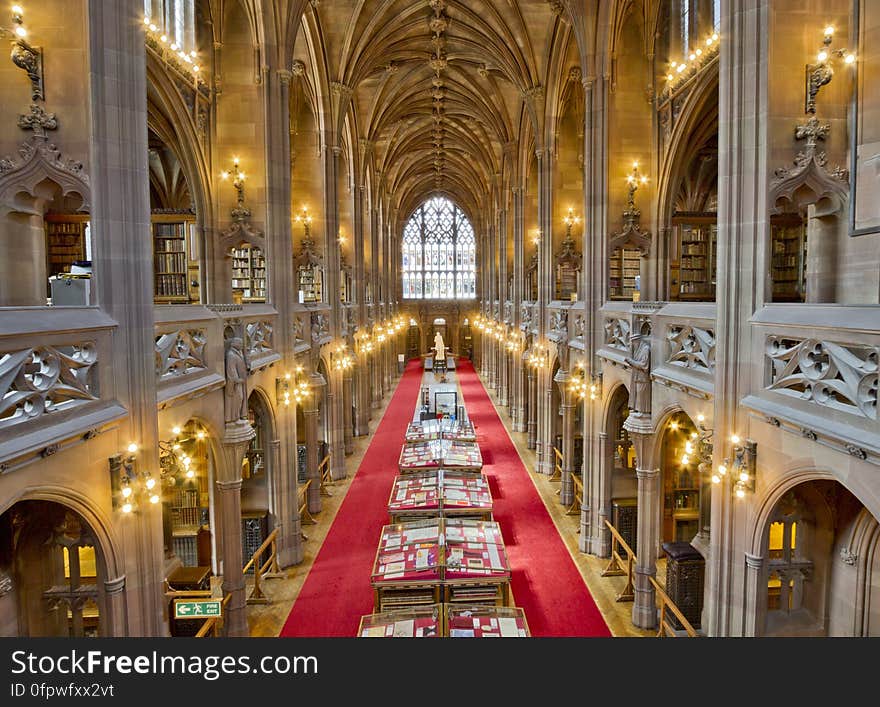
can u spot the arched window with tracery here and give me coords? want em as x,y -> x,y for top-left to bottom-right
402,197 -> 475,299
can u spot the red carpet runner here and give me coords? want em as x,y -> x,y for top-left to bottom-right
280,359 -> 424,637
455,359 -> 611,637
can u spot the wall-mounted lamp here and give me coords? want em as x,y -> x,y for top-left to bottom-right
109,444 -> 160,514
563,208 -> 581,237
277,366 -> 310,407
711,435 -> 757,498
531,229 -> 542,246
1,5 -> 43,102
806,25 -> 856,115
526,342 -> 549,369
665,31 -> 719,92
332,341 -> 354,371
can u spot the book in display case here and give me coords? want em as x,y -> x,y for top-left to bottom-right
387,469 -> 492,523
404,418 -> 477,443
357,603 -> 529,637
397,439 -> 483,474
370,518 -> 510,612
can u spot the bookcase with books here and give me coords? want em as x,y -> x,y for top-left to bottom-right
231,244 -> 267,302
297,262 -> 323,303
45,215 -> 89,282
671,219 -> 717,301
167,427 -> 212,567
152,216 -> 195,303
608,246 -> 642,300
770,215 -> 807,302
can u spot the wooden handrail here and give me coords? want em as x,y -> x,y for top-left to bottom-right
649,576 -> 699,637
245,527 -> 284,605
318,453 -> 333,496
567,473 -> 583,518
298,478 -> 316,528
194,594 -> 232,638
602,519 -> 635,602
550,447 -> 562,483
601,519 -> 700,636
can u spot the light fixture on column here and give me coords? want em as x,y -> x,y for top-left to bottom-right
109,443 -> 160,514
527,342 -> 548,369
332,341 -> 353,371
1,5 -> 43,101
294,206 -> 314,240
220,156 -> 249,219
665,30 -> 720,92
141,14 -> 202,79
562,208 -> 581,236
711,434 -> 757,498
805,25 -> 856,114
531,229 -> 542,246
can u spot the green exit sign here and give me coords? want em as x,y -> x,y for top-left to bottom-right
174,599 -> 222,619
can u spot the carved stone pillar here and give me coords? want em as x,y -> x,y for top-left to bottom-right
102,576 -> 127,637
269,437 -> 301,567
217,421 -> 255,638
743,552 -> 766,637
527,366 -> 537,449
304,373 -> 324,514
625,415 -> 659,630
343,369 -> 353,455
371,349 -> 381,408
537,371 -> 553,474
499,345 -> 509,407
586,431 -> 612,555
554,368 -> 575,505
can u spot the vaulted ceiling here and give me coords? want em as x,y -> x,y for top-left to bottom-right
298,0 -> 567,222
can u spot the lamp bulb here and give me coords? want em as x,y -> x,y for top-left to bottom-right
121,485 -> 132,498
824,25 -> 834,36
730,434 -> 741,445
186,469 -> 195,479
818,50 -> 828,62
149,23 -> 157,31
122,503 -> 133,514
145,477 -> 156,490
718,464 -> 727,476
740,471 -> 750,483
845,53 -> 855,64
15,26 -> 26,38
127,442 -> 138,454
697,413 -> 705,422
735,486 -> 746,499
150,494 -> 160,504
711,474 -> 721,484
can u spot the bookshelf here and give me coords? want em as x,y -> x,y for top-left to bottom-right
231,244 -> 267,302
168,426 -> 212,567
297,263 -> 323,303
662,416 -> 701,544
672,219 -> 717,301
152,216 -> 191,303
45,215 -> 89,286
608,246 -> 642,300
770,216 -> 807,302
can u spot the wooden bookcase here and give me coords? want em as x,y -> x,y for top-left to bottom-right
671,217 -> 717,301
770,215 -> 807,302
609,246 -> 642,300
231,244 -> 267,302
152,215 -> 197,303
45,214 -> 89,280
661,417 -> 701,544
297,263 -> 323,302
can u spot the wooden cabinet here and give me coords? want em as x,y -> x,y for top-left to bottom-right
671,219 -> 717,301
770,216 -> 807,302
231,244 -> 266,302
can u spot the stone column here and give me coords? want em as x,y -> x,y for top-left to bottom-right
268,436 -> 301,567
742,552 -> 766,637
585,431 -> 612,555
709,0 -> 770,637
304,373 -> 324,514
102,576 -> 128,637
371,347 -> 381,408
555,368 -> 575,505
499,343 -> 509,407
625,415 -> 659,630
217,421 -> 256,637
343,368 -> 354,453
527,366 -> 537,449
538,371 -> 554,474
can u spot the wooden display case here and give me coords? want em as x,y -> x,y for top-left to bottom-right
670,218 -> 717,301
398,439 -> 482,474
387,469 -> 492,523
357,604 -> 442,637
770,215 -> 807,302
370,518 -> 510,612
231,244 -> 266,302
357,603 -> 530,637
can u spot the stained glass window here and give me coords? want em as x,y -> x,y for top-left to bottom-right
402,197 -> 475,299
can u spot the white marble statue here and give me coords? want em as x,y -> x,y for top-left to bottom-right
433,331 -> 446,362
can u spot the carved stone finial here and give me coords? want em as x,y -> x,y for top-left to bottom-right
291,60 -> 306,76
547,0 -> 565,17
17,104 -> 57,139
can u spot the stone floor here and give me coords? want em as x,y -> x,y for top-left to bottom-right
246,363 -> 657,638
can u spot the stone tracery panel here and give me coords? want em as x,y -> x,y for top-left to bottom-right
604,317 -> 631,353
667,325 -> 716,372
154,329 -> 207,380
0,343 -> 99,429
766,336 -> 878,419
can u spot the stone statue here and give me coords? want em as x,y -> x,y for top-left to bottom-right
433,331 -> 446,362
624,332 -> 651,415
224,337 -> 248,423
